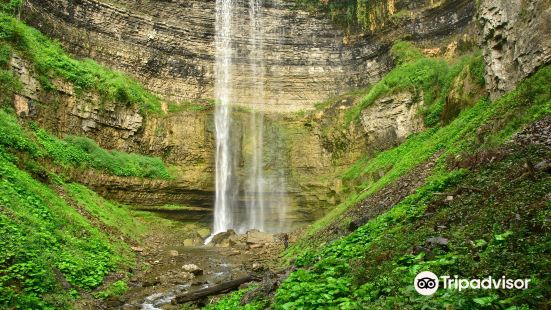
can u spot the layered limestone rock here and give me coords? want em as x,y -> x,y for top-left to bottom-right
10,54 -> 216,206
14,0 -> 485,224
11,54 -> 145,146
479,0 -> 551,100
22,0 -> 476,111
360,92 -> 424,151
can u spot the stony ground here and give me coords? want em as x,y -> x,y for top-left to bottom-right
95,212 -> 291,310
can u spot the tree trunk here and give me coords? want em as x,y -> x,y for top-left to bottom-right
173,275 -> 256,304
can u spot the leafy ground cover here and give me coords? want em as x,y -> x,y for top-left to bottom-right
0,107 -> 168,308
0,145 -> 141,308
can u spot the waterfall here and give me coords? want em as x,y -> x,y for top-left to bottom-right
210,0 -> 289,241
212,0 -> 235,236
245,0 -> 266,232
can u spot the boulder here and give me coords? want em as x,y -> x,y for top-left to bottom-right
197,228 -> 211,239
246,229 -> 275,245
181,271 -> 195,280
210,230 -> 237,247
182,264 -> 203,276
183,232 -> 204,247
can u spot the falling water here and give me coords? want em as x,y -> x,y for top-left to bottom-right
245,0 -> 266,232
210,0 -> 289,241
212,0 -> 235,236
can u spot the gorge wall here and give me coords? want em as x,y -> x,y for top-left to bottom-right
22,0 -> 476,111
12,0 -> 483,222
479,0 -> 551,100
22,0 -> 550,224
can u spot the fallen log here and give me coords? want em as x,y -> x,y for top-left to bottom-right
173,275 -> 256,304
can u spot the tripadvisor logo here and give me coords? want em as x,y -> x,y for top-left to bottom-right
414,271 -> 439,295
414,271 -> 531,296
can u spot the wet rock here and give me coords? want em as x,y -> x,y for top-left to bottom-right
210,230 -> 238,247
142,279 -> 161,287
246,229 -> 275,245
105,296 -> 126,307
252,263 -> 264,272
197,228 -> 211,239
426,237 -> 449,248
182,264 -> 203,276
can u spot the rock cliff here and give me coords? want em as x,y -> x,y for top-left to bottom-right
479,0 -> 551,100
22,0 -> 475,111
15,0 -> 550,224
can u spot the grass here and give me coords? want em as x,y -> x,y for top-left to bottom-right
0,109 -> 171,179
345,41 -> 485,126
0,8 -> 162,114
273,145 -> 550,309
0,105 -> 157,308
0,11 -> 174,306
269,63 -> 550,309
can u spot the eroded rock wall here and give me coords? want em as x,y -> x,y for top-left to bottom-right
22,0 -> 476,111
480,0 -> 551,100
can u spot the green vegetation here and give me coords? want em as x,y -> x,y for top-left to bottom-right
168,99 -> 214,113
94,280 -> 129,300
294,0 -> 396,31
205,286 -> 268,310
0,145 -> 141,308
310,61 -> 549,242
59,135 -> 170,179
0,42 -> 21,104
274,146 -> 550,309
0,11 -> 175,307
0,0 -> 20,17
272,65 -> 550,308
0,106 -> 159,308
0,7 -> 162,113
0,110 -> 170,179
346,41 -> 485,126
